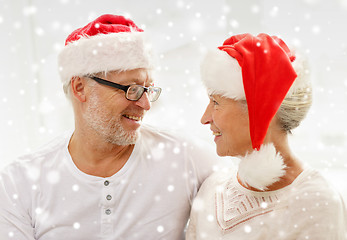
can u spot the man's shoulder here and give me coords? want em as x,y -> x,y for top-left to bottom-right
1,131 -> 71,175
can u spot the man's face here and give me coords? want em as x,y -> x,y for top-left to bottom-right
83,68 -> 153,145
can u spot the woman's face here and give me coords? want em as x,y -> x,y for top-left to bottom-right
201,95 -> 253,157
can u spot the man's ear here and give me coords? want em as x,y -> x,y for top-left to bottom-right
70,76 -> 87,102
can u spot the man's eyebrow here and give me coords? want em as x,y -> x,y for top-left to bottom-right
122,78 -> 154,86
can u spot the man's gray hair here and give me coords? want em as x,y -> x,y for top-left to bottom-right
63,71 -> 111,101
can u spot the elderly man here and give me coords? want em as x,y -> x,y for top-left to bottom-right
0,14 -> 219,239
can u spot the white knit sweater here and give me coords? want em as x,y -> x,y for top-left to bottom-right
186,168 -> 347,240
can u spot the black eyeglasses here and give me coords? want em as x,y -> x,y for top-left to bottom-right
87,76 -> 162,102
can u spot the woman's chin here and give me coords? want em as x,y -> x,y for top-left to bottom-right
216,146 -> 243,158
216,148 -> 228,157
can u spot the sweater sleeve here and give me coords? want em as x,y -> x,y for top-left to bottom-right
0,164 -> 35,240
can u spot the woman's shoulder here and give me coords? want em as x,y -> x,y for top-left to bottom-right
291,168 -> 341,197
196,169 -> 236,196
287,167 -> 346,217
285,168 -> 347,237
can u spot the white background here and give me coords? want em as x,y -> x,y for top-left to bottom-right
1,0 -> 347,197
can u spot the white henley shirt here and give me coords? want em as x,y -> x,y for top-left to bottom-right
0,125 -> 221,240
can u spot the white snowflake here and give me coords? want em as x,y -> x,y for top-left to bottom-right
72,184 -> 79,192
167,185 -> 175,192
244,225 -> 252,233
157,225 -> 164,233
73,222 -> 80,229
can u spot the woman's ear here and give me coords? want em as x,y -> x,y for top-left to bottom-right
70,76 -> 87,102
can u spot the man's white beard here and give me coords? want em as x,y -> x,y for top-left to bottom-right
83,93 -> 140,146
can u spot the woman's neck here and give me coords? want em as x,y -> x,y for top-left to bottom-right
238,133 -> 305,192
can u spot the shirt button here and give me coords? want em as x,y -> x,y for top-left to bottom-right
106,195 -> 112,201
104,180 -> 110,186
105,209 -> 111,215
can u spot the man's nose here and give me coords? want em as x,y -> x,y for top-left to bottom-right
135,92 -> 151,111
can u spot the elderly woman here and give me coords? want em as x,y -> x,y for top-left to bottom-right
186,33 -> 347,239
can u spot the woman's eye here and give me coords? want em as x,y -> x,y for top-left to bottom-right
209,97 -> 219,106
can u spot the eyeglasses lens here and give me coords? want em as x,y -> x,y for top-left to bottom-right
148,88 -> 161,102
126,85 -> 161,102
127,86 -> 144,101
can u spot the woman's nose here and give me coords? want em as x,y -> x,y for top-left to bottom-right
201,105 -> 212,125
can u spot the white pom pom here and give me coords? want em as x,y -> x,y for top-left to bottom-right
238,143 -> 286,191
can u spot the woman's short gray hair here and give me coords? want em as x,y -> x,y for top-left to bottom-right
277,86 -> 312,133
277,51 -> 312,133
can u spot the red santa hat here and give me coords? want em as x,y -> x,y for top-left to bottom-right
58,14 -> 153,85
201,33 -> 310,190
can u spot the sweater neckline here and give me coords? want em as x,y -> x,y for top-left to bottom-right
232,167 -> 314,197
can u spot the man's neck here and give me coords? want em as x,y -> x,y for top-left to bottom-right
68,129 -> 135,178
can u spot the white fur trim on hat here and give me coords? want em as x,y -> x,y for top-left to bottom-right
58,31 -> 153,85
200,49 -> 311,100
200,49 -> 245,100
238,143 -> 286,191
